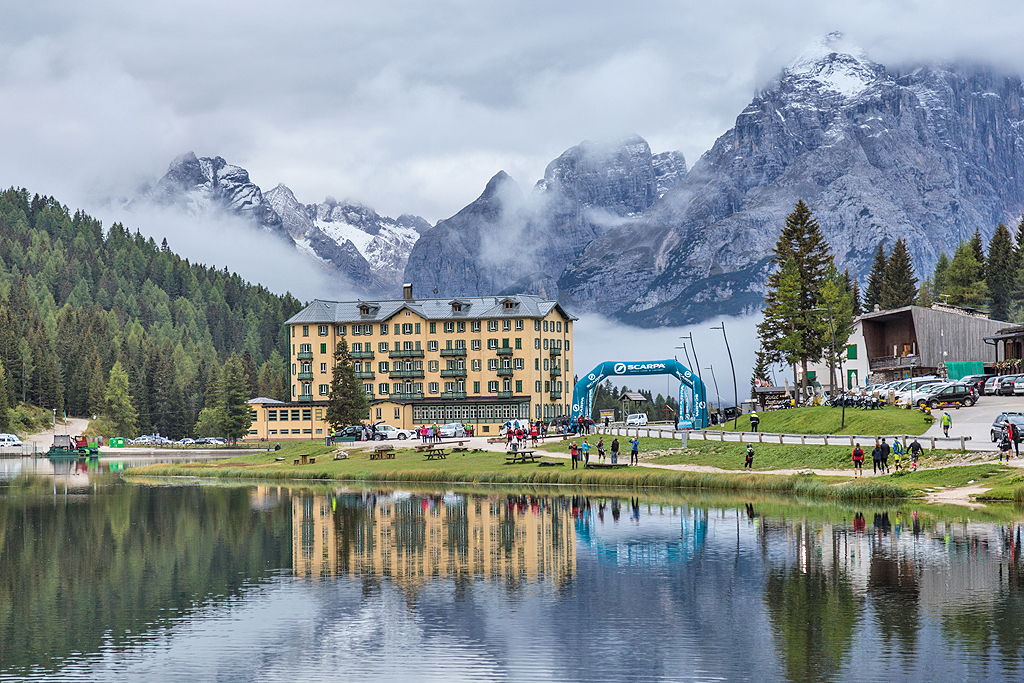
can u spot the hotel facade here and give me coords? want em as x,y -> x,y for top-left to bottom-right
247,287 -> 575,439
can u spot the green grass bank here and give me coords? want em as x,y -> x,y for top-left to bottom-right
719,406 -> 932,435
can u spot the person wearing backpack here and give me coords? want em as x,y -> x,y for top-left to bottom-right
851,442 -> 864,478
610,438 -> 619,465
744,444 -> 754,471
871,442 -> 883,475
892,439 -> 904,471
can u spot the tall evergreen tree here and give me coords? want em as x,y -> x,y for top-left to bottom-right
757,258 -> 805,390
946,241 -> 988,308
750,349 -> 772,401
986,222 -> 1015,320
932,251 -> 950,300
819,264 -> 856,393
0,361 -> 9,432
864,242 -> 887,311
969,227 -> 986,281
326,339 -> 369,429
843,270 -> 862,316
915,277 -> 934,307
880,238 -> 918,309
220,354 -> 252,443
105,361 -> 138,437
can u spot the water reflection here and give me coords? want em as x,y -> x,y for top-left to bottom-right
0,476 -> 1022,682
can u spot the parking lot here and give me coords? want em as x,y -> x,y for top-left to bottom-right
922,392 -> 1024,447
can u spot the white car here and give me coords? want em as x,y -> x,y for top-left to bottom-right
0,433 -> 23,448
374,424 -> 416,440
439,423 -> 467,438
626,413 -> 648,426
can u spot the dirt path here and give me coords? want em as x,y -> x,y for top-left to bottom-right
24,417 -> 90,446
924,484 -> 990,508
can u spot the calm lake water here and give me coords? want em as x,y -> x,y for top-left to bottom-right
0,464 -> 1022,682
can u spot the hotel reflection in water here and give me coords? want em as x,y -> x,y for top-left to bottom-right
273,488 -> 577,586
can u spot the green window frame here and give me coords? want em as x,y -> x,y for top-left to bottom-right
846,344 -> 857,360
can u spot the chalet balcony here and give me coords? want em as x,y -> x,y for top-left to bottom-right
350,350 -> 375,360
440,391 -> 467,399
549,347 -> 561,356
440,348 -> 466,357
390,392 -> 424,400
296,351 -> 313,361
440,369 -> 467,377
297,395 -> 314,403
297,371 -> 314,381
389,349 -> 424,359
389,370 -> 425,379
354,371 -> 375,380
496,367 -> 513,377
549,367 -> 562,377
496,348 -> 514,357
868,355 -> 922,371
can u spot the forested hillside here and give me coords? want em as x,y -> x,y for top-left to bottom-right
0,188 -> 303,438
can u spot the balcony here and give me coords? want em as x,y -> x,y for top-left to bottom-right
297,371 -> 314,381
497,367 -> 513,377
389,349 -> 424,359
440,348 -> 467,357
440,392 -> 467,399
440,369 -> 467,377
389,392 -> 424,400
549,367 -> 562,377
493,391 -> 513,398
549,390 -> 562,400
296,351 -> 313,361
350,350 -> 375,360
548,347 -> 561,356
297,395 -> 314,403
354,371 -> 375,380
496,347 -> 514,357
389,370 -> 425,379
868,355 -> 922,372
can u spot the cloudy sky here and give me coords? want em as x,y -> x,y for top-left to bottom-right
4,0 -> 1024,225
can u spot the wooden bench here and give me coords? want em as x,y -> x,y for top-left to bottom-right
370,445 -> 396,460
422,450 -> 447,460
505,451 -> 538,464
585,462 -> 628,469
538,460 -> 564,467
414,443 -> 433,452
292,454 -> 315,465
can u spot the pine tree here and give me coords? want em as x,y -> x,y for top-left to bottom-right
326,339 -> 369,429
946,241 -> 989,308
819,264 -> 856,393
915,278 -> 934,307
0,361 -> 9,432
986,222 -> 1015,321
750,349 -> 772,402
932,251 -> 950,300
220,354 -> 252,443
757,258 -> 804,388
969,227 -> 986,281
865,242 -> 887,311
105,361 -> 138,437
880,238 -> 918,309
843,269 -> 862,316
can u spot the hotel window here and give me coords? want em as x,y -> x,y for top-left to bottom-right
487,320 -> 498,331
321,363 -> 327,374
428,340 -> 438,351
556,321 -> 562,332
488,381 -> 499,392
336,325 -> 346,335
379,383 -> 389,395
292,326 -> 295,337
445,381 -> 456,393
302,408 -> 312,420
380,323 -> 389,335
513,358 -> 524,370
456,322 -> 465,333
515,320 -> 523,331
515,380 -> 522,393
291,363 -> 296,375
455,339 -> 465,349
535,381 -> 542,392
319,384 -> 329,395
472,359 -> 481,371
543,320 -> 549,331
403,341 -> 414,351
457,359 -> 465,370
545,381 -> 550,392
268,410 -> 277,421
379,361 -> 389,373
402,323 -> 413,334
471,321 -> 481,332
543,339 -> 549,350
456,379 -> 465,392
504,301 -> 514,310
394,407 -> 401,420
301,362 -> 311,373
291,409 -> 300,420
302,325 -> 309,336
473,381 -> 480,393
566,340 -> 570,350
515,338 -> 521,349
414,360 -> 423,371
429,360 -> 439,372
429,382 -> 439,394
471,339 -> 481,350
315,408 -> 322,419
544,359 -> 549,370
415,323 -> 421,334
320,343 -> 327,354
352,343 -> 362,352
846,344 -> 857,360
364,383 -> 373,395
535,339 -> 540,349
300,343 -> 311,353
487,339 -> 498,349
501,358 -> 511,369
375,408 -> 382,419
502,320 -> 511,331
534,320 -> 541,331
446,360 -> 456,370
301,383 -> 311,396
535,359 -> 539,370
444,321 -> 455,333
488,359 -> 498,371
318,325 -> 328,336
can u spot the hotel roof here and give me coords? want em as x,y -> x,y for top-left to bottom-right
285,293 -> 576,325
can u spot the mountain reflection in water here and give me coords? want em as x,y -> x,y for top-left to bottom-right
0,477 -> 1022,682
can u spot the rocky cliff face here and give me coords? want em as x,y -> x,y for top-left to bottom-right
138,154 -> 430,296
403,135 -> 687,299
557,37 -> 1024,325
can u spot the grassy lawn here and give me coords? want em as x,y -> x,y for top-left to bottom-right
719,406 -> 932,435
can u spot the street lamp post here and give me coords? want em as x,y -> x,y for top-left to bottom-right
683,333 -> 705,425
710,322 -> 739,428
705,365 -> 722,422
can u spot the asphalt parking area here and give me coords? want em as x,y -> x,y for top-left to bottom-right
922,393 -> 1024,446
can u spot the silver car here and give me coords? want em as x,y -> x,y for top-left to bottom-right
439,422 -> 467,438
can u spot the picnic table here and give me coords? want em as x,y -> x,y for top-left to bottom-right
370,444 -> 395,460
422,450 -> 447,460
292,454 -> 316,465
505,450 -> 538,464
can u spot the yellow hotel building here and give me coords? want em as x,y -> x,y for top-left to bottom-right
291,491 -> 576,588
247,286 -> 575,439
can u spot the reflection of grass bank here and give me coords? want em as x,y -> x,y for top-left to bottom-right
130,441 -> 911,501
719,406 -> 931,435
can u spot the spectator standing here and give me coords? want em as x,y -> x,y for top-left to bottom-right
610,438 -> 619,465
570,442 -> 579,469
871,442 -> 883,475
629,437 -> 640,465
744,444 -> 754,471
581,439 -> 590,466
880,438 -> 891,474
749,411 -> 760,432
851,442 -> 864,478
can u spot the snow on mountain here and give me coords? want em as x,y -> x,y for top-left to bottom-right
785,32 -> 881,98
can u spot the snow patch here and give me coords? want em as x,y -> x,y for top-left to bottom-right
786,32 -> 879,98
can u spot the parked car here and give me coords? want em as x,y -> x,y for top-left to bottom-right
439,422 -> 467,438
916,383 -> 976,408
998,375 -> 1021,396
893,378 -> 944,404
1014,377 -> 1024,396
178,438 -> 196,446
991,412 -> 1024,442
336,425 -> 366,440
374,424 -> 416,440
984,376 -> 1002,395
960,374 -> 994,396
0,433 -> 23,448
626,413 -> 648,426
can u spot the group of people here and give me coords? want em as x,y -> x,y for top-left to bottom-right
504,421 -> 545,448
568,436 -> 640,469
849,437 -> 923,476
997,419 -> 1020,462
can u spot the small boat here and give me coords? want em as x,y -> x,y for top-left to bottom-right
46,434 -> 100,459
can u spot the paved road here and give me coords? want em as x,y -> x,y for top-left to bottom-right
922,393 -> 1024,446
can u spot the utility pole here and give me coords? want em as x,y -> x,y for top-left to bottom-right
705,365 -> 722,422
711,322 -> 739,428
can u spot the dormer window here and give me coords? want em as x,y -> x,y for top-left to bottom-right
359,305 -> 370,315
453,303 -> 462,312
503,301 -> 514,310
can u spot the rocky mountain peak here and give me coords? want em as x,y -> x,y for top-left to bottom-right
783,32 -> 885,99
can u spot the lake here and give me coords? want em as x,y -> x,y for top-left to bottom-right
0,466 -> 1022,682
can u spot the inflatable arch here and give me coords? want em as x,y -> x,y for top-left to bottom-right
570,359 -> 709,430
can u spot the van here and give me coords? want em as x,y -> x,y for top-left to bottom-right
0,433 -> 23,448
626,413 -> 648,426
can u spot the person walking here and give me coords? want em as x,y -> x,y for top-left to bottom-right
581,438 -> 590,467
597,437 -> 605,463
999,430 -> 1012,462
892,439 -> 904,471
880,438 -> 891,474
530,422 -> 539,447
1008,420 -> 1019,458
871,442 -> 883,475
610,437 -> 619,465
744,444 -> 754,471
629,437 -> 639,465
908,438 -> 923,471
940,411 -> 952,438
749,411 -> 760,432
851,442 -> 864,477
570,442 -> 578,469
